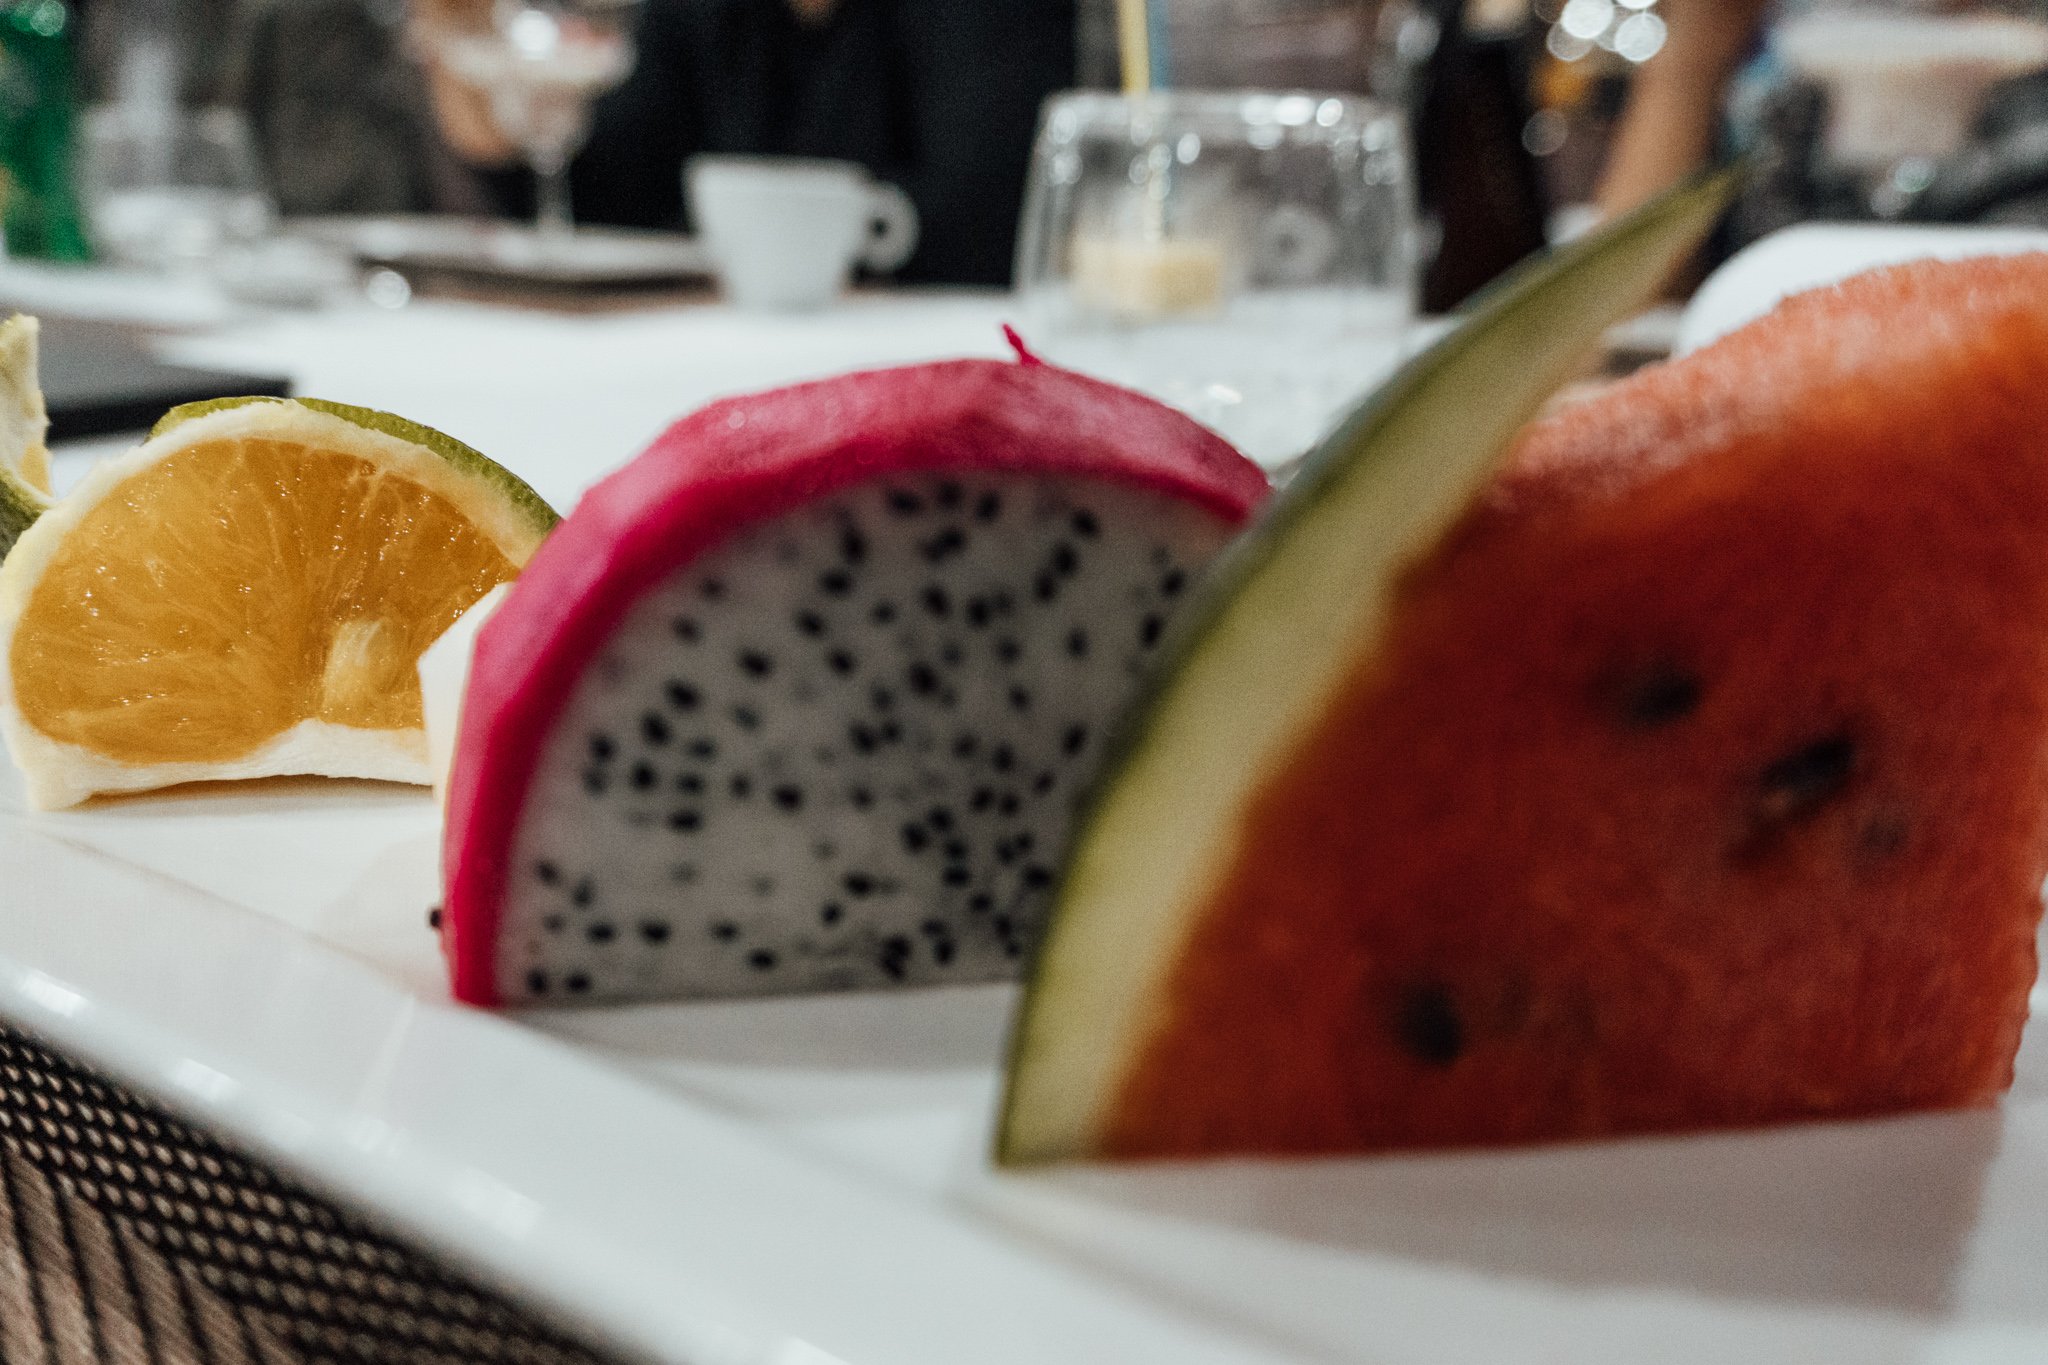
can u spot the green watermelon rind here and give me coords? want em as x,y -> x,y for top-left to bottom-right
152,396 -> 560,535
996,165 -> 1745,1166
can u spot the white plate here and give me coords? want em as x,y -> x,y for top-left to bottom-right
4,753 -> 2048,1365
295,216 -> 710,286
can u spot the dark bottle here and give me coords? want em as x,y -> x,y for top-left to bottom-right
0,0 -> 90,261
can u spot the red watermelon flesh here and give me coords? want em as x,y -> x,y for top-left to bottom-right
1105,254 -> 2048,1156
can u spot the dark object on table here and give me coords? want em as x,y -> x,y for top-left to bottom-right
0,1022 -> 615,1365
1411,2 -> 1551,312
37,317 -> 292,442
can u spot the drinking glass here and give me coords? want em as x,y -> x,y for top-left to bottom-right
80,105 -> 273,272
428,0 -> 638,249
1015,90 -> 1417,469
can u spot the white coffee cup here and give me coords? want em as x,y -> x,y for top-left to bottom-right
687,156 -> 918,310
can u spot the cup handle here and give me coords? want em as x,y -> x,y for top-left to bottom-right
861,182 -> 919,275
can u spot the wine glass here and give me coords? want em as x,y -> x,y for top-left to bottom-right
427,0 -> 638,251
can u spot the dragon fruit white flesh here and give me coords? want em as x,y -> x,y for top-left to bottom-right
441,360 -> 1266,1006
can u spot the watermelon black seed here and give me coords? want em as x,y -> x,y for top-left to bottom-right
1859,813 -> 1908,860
820,570 -> 853,596
566,973 -> 591,993
1022,866 -> 1053,889
732,705 -> 761,730
991,744 -> 1016,772
667,810 -> 702,831
535,860 -> 561,885
952,734 -> 977,758
1072,509 -> 1099,538
581,769 -> 607,796
1067,629 -> 1089,659
850,785 -> 875,809
887,489 -> 923,515
672,863 -> 698,884
1758,735 -> 1857,822
1394,984 -> 1465,1067
933,940 -> 957,965
1050,543 -> 1078,575
543,915 -> 564,932
940,642 -> 964,666
739,650 -> 773,678
840,528 -> 867,563
1034,574 -> 1058,602
772,785 -> 804,812
908,663 -> 939,695
1063,725 -> 1088,755
902,824 -> 929,853
870,685 -> 895,712
943,866 -> 971,887
752,875 -> 777,896
1008,687 -> 1031,713
640,922 -> 672,944
974,491 -> 1001,521
1033,771 -> 1056,794
996,638 -> 1021,664
844,873 -> 876,896
710,921 -> 739,941
665,681 -> 701,710
688,737 -> 717,759
588,735 -> 615,762
588,923 -> 615,944
922,585 -> 951,617
730,774 -> 752,798
1616,664 -> 1702,729
965,598 -> 992,627
675,774 -> 703,794
1139,615 -> 1164,647
871,602 -> 897,625
641,713 -> 671,745
795,610 -> 826,637
426,906 -> 442,930
969,893 -> 993,912
935,481 -> 964,509
1160,568 -> 1186,596
820,903 -> 844,925
850,724 -> 878,754
630,764 -> 656,791
671,617 -> 700,641
570,880 -> 595,907
748,950 -> 778,971
971,787 -> 994,812
943,838 -> 968,860
921,919 -> 948,937
928,807 -> 954,831
829,649 -> 856,675
700,578 -> 726,601
527,971 -> 549,994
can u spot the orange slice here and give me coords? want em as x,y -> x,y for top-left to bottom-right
0,397 -> 555,808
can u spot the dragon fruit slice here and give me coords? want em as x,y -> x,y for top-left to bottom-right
442,359 -> 1266,1006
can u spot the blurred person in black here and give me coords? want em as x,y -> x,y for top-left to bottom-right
421,0 -> 1076,286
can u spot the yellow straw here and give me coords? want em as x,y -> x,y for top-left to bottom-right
1117,0 -> 1151,94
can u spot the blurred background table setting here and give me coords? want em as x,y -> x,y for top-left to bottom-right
5,0 -> 2048,1360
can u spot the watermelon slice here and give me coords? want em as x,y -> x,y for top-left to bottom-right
994,173 -> 2048,1162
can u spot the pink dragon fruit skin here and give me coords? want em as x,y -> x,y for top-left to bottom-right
441,358 -> 1267,1006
